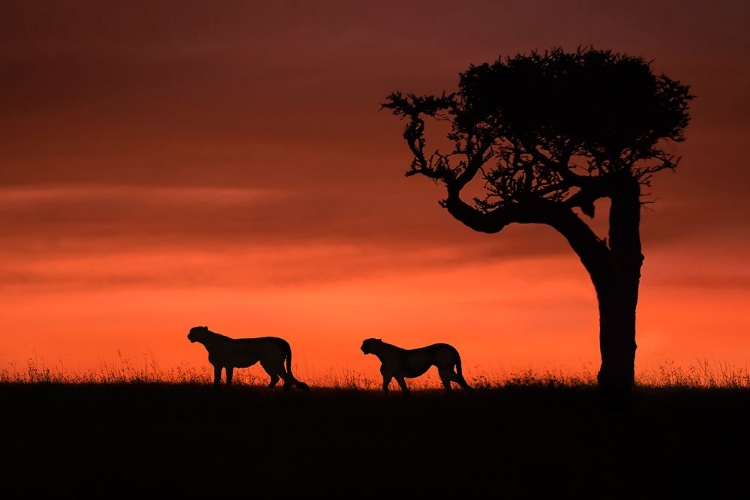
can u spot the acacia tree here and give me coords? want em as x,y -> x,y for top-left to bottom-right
383,47 -> 693,398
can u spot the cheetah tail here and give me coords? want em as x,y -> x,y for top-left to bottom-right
285,347 -> 310,391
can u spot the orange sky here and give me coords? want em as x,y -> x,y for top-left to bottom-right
2,1 -> 749,384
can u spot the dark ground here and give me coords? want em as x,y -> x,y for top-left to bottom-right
2,382 -> 748,498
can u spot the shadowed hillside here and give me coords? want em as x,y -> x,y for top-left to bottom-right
3,383 -> 748,497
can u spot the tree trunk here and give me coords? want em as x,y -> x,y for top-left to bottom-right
595,173 -> 644,407
596,285 -> 638,402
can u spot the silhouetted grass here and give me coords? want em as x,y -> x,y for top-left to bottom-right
4,355 -> 750,388
3,361 -> 748,497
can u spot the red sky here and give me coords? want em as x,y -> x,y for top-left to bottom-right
2,1 -> 749,383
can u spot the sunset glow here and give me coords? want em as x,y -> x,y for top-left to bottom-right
2,1 -> 749,386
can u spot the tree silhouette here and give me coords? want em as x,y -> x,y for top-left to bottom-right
383,47 -> 694,401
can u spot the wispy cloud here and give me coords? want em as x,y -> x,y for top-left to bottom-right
0,184 -> 572,255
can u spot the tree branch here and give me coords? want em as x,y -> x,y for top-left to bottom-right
443,190 -> 611,285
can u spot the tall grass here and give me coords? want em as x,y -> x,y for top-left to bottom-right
2,354 -> 749,389
637,358 -> 750,389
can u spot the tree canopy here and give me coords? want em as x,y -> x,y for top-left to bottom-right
383,46 -> 693,221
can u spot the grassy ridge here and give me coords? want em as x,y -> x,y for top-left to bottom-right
3,382 -> 748,497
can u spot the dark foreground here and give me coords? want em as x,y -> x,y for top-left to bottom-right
2,383 -> 748,498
